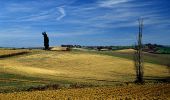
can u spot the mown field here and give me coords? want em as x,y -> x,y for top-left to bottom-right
76,49 -> 170,66
0,48 -> 169,99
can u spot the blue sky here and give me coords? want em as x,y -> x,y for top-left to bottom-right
0,0 -> 170,47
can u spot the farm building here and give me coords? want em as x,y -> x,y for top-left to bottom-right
50,46 -> 70,51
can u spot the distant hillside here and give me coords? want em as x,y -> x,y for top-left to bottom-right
143,43 -> 170,54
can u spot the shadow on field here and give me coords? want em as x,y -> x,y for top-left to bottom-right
53,75 -> 122,83
0,51 -> 29,59
144,76 -> 170,83
26,83 -> 96,92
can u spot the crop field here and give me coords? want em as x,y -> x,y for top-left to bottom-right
0,84 -> 169,100
81,49 -> 170,66
0,49 -> 169,99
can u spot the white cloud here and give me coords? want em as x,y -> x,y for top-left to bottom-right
98,0 -> 132,8
56,7 -> 66,20
13,7 -> 66,22
6,3 -> 34,12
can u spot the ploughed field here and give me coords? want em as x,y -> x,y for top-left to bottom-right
0,49 -> 169,99
0,84 -> 169,100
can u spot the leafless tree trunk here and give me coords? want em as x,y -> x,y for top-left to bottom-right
134,18 -> 144,83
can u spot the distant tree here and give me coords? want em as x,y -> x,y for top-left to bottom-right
97,46 -> 102,51
134,18 -> 144,84
42,32 -> 49,50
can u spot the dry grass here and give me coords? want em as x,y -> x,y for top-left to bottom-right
114,49 -> 135,53
0,50 -> 29,56
0,83 -> 169,100
0,50 -> 169,83
0,49 -> 169,99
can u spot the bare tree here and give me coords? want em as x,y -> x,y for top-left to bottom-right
167,63 -> 170,82
134,18 -> 144,83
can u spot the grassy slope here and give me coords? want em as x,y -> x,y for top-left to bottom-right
74,49 -> 170,66
0,49 -> 169,93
